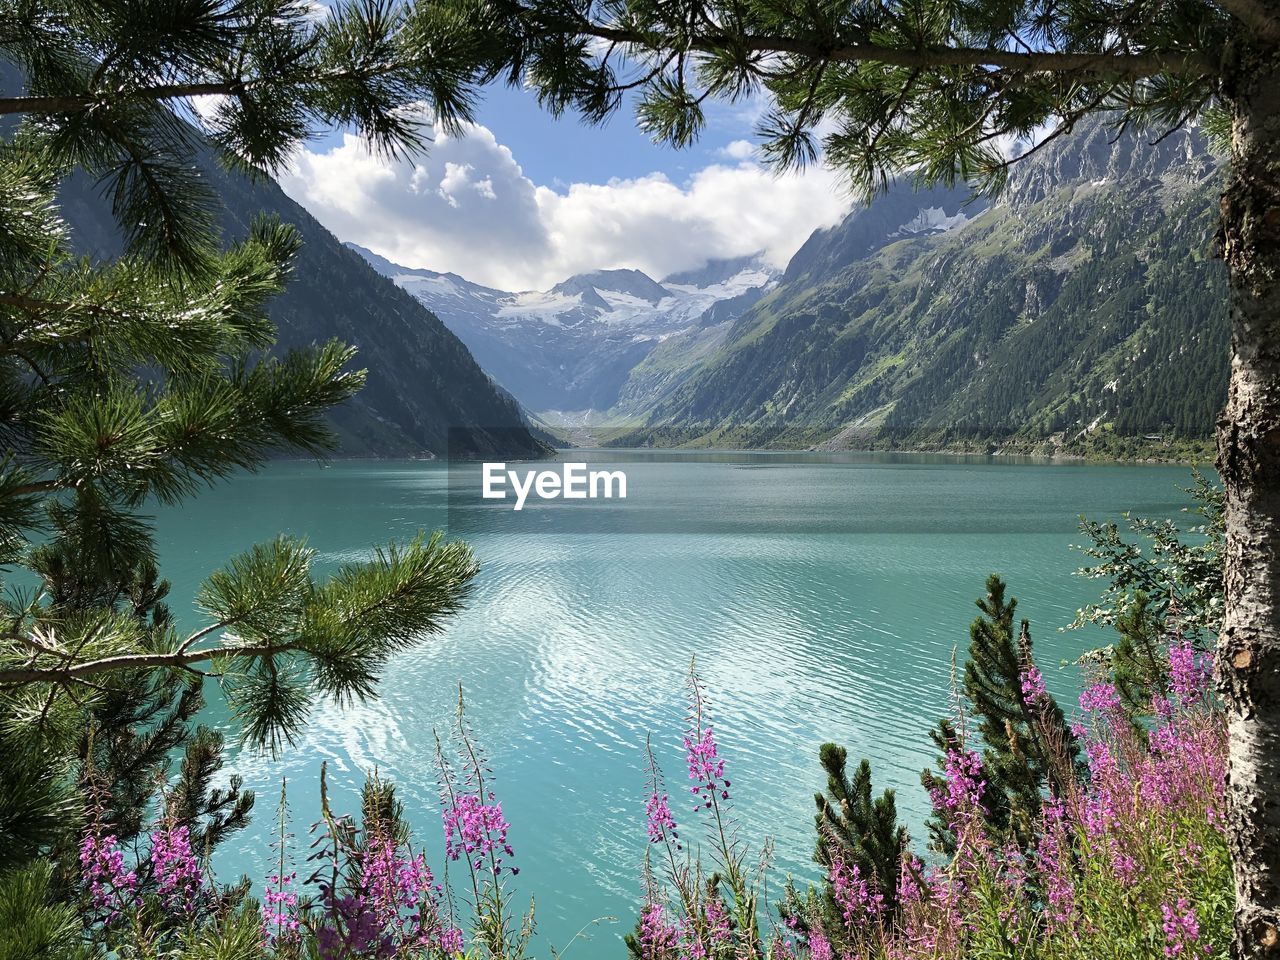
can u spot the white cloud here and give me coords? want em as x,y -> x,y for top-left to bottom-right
295,0 -> 331,21
718,139 -> 757,160
279,123 -> 852,290
995,120 -> 1057,161
189,94 -> 227,122
437,161 -> 498,208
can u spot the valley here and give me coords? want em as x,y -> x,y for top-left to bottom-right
359,117 -> 1229,459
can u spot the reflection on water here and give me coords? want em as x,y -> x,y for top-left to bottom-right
150,452 -> 1190,952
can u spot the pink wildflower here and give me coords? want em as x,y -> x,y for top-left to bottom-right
645,792 -> 679,844
685,724 -> 730,810
638,903 -> 681,960
262,871 -> 301,944
830,857 -> 884,929
928,748 -> 987,830
150,824 -> 204,914
807,929 -> 834,960
1020,663 -> 1047,704
362,836 -> 435,935
1079,682 -> 1121,715
1168,640 -> 1213,708
79,829 -> 139,924
1161,898 -> 1203,957
442,791 -> 516,875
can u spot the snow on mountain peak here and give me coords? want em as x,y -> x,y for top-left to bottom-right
346,243 -> 784,412
352,251 -> 781,333
550,268 -> 671,305
892,206 -> 973,237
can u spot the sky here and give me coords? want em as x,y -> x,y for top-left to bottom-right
277,82 -> 856,291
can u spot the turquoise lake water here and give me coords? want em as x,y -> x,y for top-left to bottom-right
150,452 -> 1198,954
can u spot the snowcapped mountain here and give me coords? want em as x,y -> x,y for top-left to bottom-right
347,245 -> 780,413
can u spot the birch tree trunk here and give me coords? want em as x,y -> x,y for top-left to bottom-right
1218,44 -> 1280,960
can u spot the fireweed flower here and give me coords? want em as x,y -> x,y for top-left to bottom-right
438,925 -> 466,954
684,672 -> 731,813
1080,737 -> 1123,840
685,723 -> 730,811
1020,662 -> 1048,705
361,836 -> 464,955
632,672 -> 1227,960
1168,639 -> 1214,708
890,860 -> 946,960
646,791 -> 679,845
316,894 -> 391,960
807,928 -> 834,960
362,836 -> 428,928
638,903 -> 681,960
897,855 -> 925,907
703,895 -> 732,947
261,871 -> 300,944
830,857 -> 885,928
1076,726 -> 1143,890
1079,681 -> 1122,716
929,748 -> 987,830
1143,717 -> 1227,818
79,828 -> 139,924
442,790 -> 516,875
1162,898 -> 1204,957
997,843 -> 1028,904
150,823 -> 204,914
686,896 -> 732,960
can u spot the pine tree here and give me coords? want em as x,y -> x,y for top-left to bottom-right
0,0 -> 492,931
0,863 -> 82,960
812,745 -> 907,920
923,576 -> 1078,851
1112,592 -> 1169,718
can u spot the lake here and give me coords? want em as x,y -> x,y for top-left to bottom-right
151,451 -> 1198,953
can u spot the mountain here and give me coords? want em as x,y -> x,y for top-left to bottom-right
59,169 -> 544,458
550,269 -> 672,304
349,246 -> 780,413
3,59 -> 544,460
604,118 -> 1229,454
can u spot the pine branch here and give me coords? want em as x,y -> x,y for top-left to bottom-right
0,637 -> 307,685
0,84 -> 243,115
578,25 -> 1217,77
7,479 -> 68,497
1211,0 -> 1280,42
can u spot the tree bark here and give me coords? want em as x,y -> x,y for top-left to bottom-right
1218,44 -> 1280,960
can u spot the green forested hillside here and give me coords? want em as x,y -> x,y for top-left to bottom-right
610,121 -> 1228,456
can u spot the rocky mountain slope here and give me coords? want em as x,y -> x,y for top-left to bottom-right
606,119 -> 1229,453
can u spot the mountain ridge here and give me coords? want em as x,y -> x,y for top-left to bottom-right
550,269 -> 672,304
58,167 -> 546,458
349,246 -> 782,413
348,117 -> 1229,457
601,118 -> 1229,455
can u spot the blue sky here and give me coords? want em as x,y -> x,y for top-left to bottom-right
469,84 -> 755,186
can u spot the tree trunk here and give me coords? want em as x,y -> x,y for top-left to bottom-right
1218,47 -> 1280,960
